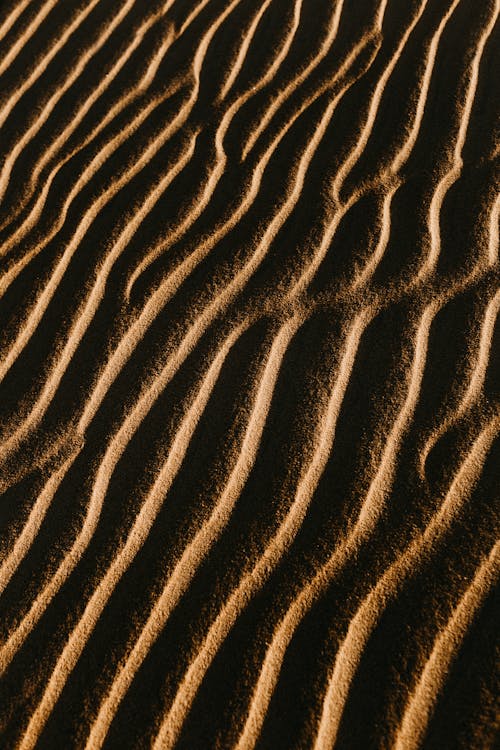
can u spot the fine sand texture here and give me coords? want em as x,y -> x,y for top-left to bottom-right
0,0 -> 499,748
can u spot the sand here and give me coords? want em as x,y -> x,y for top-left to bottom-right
0,0 -> 498,747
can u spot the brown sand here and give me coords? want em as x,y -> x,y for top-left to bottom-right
0,0 -> 498,748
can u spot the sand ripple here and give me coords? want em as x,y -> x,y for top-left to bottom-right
0,0 -> 498,747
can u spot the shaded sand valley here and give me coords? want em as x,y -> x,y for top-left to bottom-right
0,0 -> 499,747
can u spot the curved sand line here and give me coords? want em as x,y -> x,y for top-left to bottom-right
0,1 -> 497,747
0,446 -> 82,596
0,0 -> 59,77
0,129 -> 199,461
331,0 -> 431,201
0,3 -> 173,241
240,0 -> 348,160
218,0 -> 275,101
1,35 -> 378,675
0,45 -> 180,290
84,314 -> 301,749
487,192 -> 500,266
0,307 -> 246,677
0,0 -> 33,46
151,307 -> 372,749
421,0 -> 499,280
125,0 -> 305,298
0,75 -> 197,362
301,0 -> 464,296
234,300 -> 436,748
420,287 -> 500,476
394,540 -> 500,750
238,0 -> 393,163
0,0 -> 254,398
17,313 -> 291,750
0,0 -> 142,209
235,264 -> 496,748
0,0 -> 104,134
0,0 -> 238,264
313,415 -> 499,749
79,31 -> 378,440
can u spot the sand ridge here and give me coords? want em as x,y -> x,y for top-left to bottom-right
0,0 -> 498,747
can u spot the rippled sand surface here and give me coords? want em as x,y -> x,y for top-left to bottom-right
0,0 -> 499,747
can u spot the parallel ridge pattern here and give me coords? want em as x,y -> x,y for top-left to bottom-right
0,0 -> 499,747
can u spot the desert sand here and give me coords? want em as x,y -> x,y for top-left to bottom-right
0,0 -> 498,747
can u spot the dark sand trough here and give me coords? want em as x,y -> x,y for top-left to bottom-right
0,0 -> 499,747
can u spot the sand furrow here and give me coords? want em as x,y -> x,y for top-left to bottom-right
0,0 -> 59,77
0,4 -> 173,242
420,287 -> 500,476
0,1 -> 497,746
0,447 -> 82,597
487,192 -> 500,266
125,0 -> 305,299
84,314 -> 300,749
1,47 -> 379,673
151,308 -> 372,749
301,0 -> 465,294
332,0 -> 430,201
0,130 -> 198,463
83,33 -> 377,437
126,30 -> 379,299
0,0 -> 143,209
1,0 -> 306,447
0,66 -> 181,296
313,415 -> 499,749
16,315 -> 271,750
394,540 -> 500,750
421,0 -> 499,280
0,0 -> 105,134
0,286 -> 241,677
0,0 -> 33,46
0,76 -> 196,376
240,0 -> 349,160
233,301 -> 435,748
218,0 -> 275,101
389,0 -> 463,176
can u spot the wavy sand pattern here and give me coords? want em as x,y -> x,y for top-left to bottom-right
0,0 -> 498,748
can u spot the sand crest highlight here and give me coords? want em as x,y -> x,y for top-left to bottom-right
0,0 -> 497,747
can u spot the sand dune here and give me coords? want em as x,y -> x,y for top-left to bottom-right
0,0 -> 498,748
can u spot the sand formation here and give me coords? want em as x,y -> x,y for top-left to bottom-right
0,0 -> 499,747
